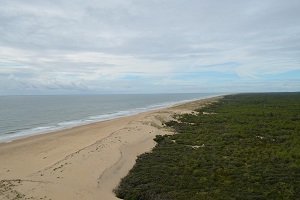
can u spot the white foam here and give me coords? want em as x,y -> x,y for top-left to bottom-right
0,94 -> 222,143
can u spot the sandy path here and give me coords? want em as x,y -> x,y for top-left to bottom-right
0,97 -> 219,200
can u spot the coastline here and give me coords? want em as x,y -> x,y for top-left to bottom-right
0,94 -> 221,144
0,96 -> 221,200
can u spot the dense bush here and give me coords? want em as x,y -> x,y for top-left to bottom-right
115,93 -> 300,200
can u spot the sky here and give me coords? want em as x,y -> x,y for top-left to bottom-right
0,0 -> 299,95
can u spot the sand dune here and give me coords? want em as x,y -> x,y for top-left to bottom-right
0,97 -> 219,200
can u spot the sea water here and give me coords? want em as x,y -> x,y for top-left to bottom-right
0,93 -> 217,142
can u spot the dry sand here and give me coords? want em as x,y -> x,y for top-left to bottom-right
0,97 -> 220,200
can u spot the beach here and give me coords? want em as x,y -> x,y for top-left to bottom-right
0,97 -> 220,200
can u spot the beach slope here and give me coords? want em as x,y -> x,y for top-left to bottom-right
0,97 -> 219,200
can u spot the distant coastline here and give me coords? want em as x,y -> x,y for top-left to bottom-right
0,93 -> 222,143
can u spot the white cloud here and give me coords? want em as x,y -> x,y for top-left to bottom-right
0,0 -> 299,94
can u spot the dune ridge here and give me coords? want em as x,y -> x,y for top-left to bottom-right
0,97 -> 220,200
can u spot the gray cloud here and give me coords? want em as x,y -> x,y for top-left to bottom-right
0,0 -> 299,94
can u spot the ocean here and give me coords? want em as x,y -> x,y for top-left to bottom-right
0,93 -> 217,142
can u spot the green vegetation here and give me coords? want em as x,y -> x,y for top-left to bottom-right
115,93 -> 300,200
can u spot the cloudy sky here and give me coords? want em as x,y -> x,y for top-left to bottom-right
0,0 -> 299,94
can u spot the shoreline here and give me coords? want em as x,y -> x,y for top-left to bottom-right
0,94 -> 222,144
0,96 -> 221,200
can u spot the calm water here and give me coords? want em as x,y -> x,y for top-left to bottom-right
0,93 -> 216,142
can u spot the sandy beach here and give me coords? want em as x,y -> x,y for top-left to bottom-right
0,97 -> 220,200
